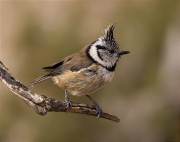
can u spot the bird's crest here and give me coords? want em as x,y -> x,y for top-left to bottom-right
101,23 -> 116,42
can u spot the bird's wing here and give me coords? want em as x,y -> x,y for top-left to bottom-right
44,48 -> 94,75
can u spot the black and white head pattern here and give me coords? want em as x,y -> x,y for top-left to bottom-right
86,23 -> 121,71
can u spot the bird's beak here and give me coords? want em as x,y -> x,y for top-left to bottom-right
119,50 -> 130,56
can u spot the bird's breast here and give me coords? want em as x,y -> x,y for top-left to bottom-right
53,64 -> 114,96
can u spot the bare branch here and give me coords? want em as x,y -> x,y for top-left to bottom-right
0,61 -> 120,122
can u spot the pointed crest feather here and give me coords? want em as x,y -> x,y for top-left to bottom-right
102,23 -> 116,41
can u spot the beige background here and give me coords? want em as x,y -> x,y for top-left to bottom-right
1,1 -> 179,142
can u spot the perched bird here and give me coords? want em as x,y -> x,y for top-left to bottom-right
27,23 -> 130,117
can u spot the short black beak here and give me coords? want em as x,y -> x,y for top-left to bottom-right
119,50 -> 130,56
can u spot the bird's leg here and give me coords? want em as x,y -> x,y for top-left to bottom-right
86,95 -> 103,118
65,89 -> 71,112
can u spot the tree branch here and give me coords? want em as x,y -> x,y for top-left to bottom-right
0,61 -> 120,122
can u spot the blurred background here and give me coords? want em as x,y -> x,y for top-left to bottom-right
0,1 -> 179,142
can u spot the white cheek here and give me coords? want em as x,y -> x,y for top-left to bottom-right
89,43 -> 112,67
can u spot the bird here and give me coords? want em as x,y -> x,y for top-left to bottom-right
27,23 -> 130,117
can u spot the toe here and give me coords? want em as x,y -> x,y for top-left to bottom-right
96,107 -> 103,118
65,100 -> 72,112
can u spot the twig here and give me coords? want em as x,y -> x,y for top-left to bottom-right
0,61 -> 120,122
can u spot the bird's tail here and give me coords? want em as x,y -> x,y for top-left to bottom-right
26,74 -> 52,87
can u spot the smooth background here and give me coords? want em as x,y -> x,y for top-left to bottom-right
1,1 -> 179,142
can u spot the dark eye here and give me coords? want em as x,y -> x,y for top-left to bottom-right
109,50 -> 114,54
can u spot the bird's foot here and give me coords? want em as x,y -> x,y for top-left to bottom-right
65,89 -> 72,112
86,95 -> 103,118
92,100 -> 103,118
65,97 -> 72,112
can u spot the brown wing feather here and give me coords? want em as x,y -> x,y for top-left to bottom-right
43,44 -> 93,75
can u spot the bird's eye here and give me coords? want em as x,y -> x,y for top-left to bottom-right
109,50 -> 114,54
